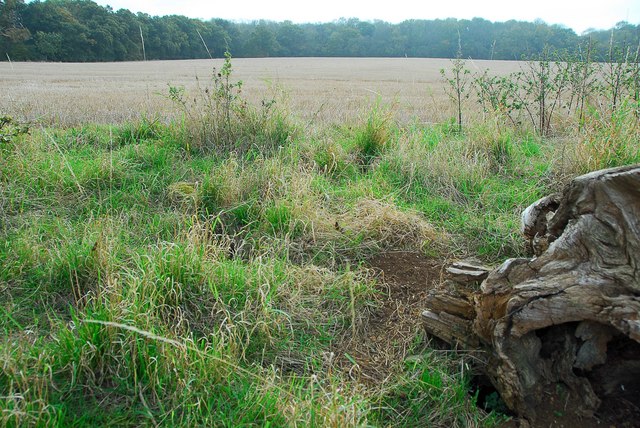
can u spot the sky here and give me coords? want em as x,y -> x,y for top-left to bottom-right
92,0 -> 640,35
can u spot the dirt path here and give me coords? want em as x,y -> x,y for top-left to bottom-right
333,251 -> 444,384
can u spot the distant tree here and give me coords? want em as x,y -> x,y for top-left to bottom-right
328,20 -> 364,57
582,21 -> 640,60
197,20 -> 229,58
462,18 -> 495,59
369,20 -> 397,57
114,8 -> 145,60
276,21 -> 306,56
2,1 -> 636,63
32,30 -> 61,60
245,21 -> 280,57
21,0 -> 100,61
213,18 -> 240,54
0,0 -> 31,59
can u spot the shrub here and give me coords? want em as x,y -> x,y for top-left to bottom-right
0,115 -> 29,148
168,52 -> 296,156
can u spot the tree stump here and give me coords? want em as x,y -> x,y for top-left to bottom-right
422,165 -> 640,422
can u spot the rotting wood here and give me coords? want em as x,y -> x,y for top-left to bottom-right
422,165 -> 640,423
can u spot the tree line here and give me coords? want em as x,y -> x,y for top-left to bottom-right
1,0 -> 639,62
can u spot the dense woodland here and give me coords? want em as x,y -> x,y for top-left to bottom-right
1,0 -> 639,62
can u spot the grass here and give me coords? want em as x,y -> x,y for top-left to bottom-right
1,58 -> 639,427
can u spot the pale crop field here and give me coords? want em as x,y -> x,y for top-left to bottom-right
0,57 -> 522,126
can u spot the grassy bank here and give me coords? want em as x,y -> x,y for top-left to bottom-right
1,58 -> 638,426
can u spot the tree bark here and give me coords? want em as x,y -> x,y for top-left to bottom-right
422,165 -> 640,422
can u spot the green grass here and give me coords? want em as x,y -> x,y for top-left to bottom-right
2,75 -> 639,426
373,350 -> 504,427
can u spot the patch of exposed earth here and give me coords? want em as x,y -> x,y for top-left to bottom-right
332,251 -> 444,383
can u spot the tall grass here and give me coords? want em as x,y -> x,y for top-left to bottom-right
2,54 -> 638,427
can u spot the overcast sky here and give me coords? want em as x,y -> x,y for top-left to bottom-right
92,0 -> 639,34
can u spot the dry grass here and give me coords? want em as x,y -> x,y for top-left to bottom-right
3,56 -> 636,427
0,58 -> 522,126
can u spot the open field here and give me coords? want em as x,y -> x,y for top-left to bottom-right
1,57 -> 639,426
0,58 -> 523,126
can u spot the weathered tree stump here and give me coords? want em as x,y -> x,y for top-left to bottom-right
422,165 -> 640,422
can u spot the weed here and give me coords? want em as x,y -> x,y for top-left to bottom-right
168,52 -> 296,155
441,34 -> 472,133
354,103 -> 393,167
0,115 -> 28,147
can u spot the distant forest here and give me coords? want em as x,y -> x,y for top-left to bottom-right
1,0 -> 639,62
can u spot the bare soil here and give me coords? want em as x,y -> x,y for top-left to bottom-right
331,251 -> 444,383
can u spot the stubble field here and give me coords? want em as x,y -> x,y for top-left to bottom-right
1,57 -> 522,125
